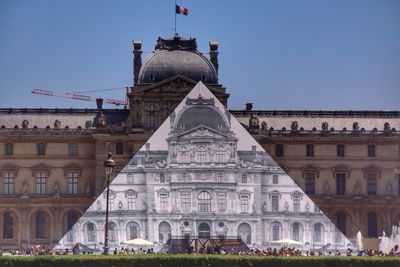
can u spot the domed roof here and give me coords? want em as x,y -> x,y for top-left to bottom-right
176,106 -> 227,131
138,36 -> 218,84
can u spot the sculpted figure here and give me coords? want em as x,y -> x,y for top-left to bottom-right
54,119 -> 61,129
22,181 -> 28,196
262,201 -> 267,213
97,112 -> 107,127
291,121 -> 299,132
352,122 -> 359,131
249,114 -> 260,129
384,122 -> 390,132
53,181 -> 60,196
354,180 -> 361,195
386,182 -> 393,195
22,119 -> 29,129
85,120 -> 92,129
261,121 -> 267,131
323,182 -> 329,195
321,122 -> 329,131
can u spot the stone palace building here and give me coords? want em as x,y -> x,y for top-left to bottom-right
0,35 -> 399,249
59,85 -> 349,250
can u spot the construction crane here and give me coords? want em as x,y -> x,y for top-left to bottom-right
31,87 -> 129,107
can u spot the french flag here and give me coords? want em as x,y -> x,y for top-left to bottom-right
176,4 -> 188,16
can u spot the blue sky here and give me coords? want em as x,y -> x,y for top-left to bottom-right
0,0 -> 399,110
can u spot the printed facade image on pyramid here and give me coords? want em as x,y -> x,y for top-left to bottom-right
59,82 -> 350,252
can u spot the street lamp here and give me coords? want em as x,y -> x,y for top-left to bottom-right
103,152 -> 115,254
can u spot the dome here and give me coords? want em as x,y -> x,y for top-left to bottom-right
176,106 -> 227,131
138,36 -> 218,84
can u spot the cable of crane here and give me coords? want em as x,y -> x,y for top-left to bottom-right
70,86 -> 128,94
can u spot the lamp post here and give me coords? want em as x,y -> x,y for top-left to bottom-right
103,152 -> 115,254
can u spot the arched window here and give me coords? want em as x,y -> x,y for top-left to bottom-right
238,223 -> 251,244
66,211 -> 79,242
216,146 -> 225,163
108,222 -> 117,243
158,221 -> 171,244
198,146 -> 207,163
367,212 -> 378,238
272,222 -> 281,241
336,211 -> 347,236
313,223 -> 323,243
144,104 -> 159,128
127,222 -> 140,240
198,191 -> 211,212
85,222 -> 96,242
3,212 -> 14,239
35,212 -> 46,239
242,174 -> 248,184
198,222 -> 210,238
292,222 -> 302,241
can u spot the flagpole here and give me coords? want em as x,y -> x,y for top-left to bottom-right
174,0 -> 177,36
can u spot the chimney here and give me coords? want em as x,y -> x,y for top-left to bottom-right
246,103 -> 253,111
209,41 -> 219,74
133,40 -> 142,85
96,98 -> 103,110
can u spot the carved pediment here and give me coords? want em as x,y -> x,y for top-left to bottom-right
175,125 -> 229,139
31,163 -> 52,176
302,163 -> 320,178
362,164 -> 382,178
63,163 -> 83,176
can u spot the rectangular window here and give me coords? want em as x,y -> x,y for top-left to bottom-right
306,144 -> 314,157
271,195 -> 279,212
68,143 -> 78,156
305,173 -> 315,195
218,193 -> 227,212
160,193 -> 167,211
109,196 -> 115,211
368,144 -> 375,157
181,192 -> 190,212
3,172 -> 14,194
5,143 -> 13,156
272,175 -> 278,184
127,193 -> 135,210
337,144 -> 345,157
336,173 -> 346,195
367,173 -> 377,195
275,144 -> 284,157
127,174 -> 134,184
67,172 -> 78,194
37,143 -> 46,156
36,171 -> 47,194
116,142 -> 124,155
293,195 -> 300,212
240,195 -> 249,213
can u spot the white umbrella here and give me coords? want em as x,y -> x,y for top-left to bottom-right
122,238 -> 154,246
271,238 -> 303,246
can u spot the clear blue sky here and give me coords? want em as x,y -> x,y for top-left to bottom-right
0,0 -> 399,110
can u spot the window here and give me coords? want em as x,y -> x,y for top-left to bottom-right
241,174 -> 248,183
68,143 -> 78,156
160,193 -> 168,211
313,223 -> 322,242
336,173 -> 346,195
368,144 -> 375,157
127,174 -> 134,184
3,212 -> 13,239
336,211 -> 347,236
127,222 -> 139,240
3,172 -> 14,194
198,191 -> 211,212
218,173 -> 224,182
272,175 -> 278,184
160,174 -> 165,183
37,143 -> 46,156
367,212 -> 378,238
35,212 -> 46,239
271,195 -> 279,212
86,223 -> 96,242
292,223 -> 300,241
367,173 -> 377,195
305,173 -> 315,195
116,142 -> 124,155
337,144 -> 345,157
144,104 -> 159,128
67,172 -> 78,194
5,143 -> 13,156
216,146 -> 225,163
109,194 -> 115,211
109,222 -> 117,242
275,144 -> 284,157
159,222 -> 172,243
35,171 -> 47,194
66,211 -> 78,242
306,144 -> 314,157
218,193 -> 227,212
272,222 -> 281,241
180,146 -> 189,163
238,223 -> 251,244
293,194 -> 300,212
240,195 -> 249,213
182,173 -> 188,182
198,146 -> 207,163
181,192 -> 190,212
127,191 -> 135,210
